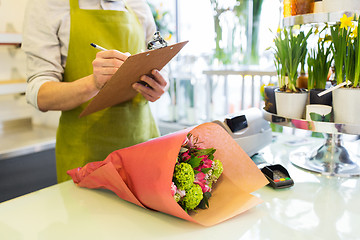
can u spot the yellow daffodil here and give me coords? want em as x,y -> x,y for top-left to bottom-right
314,27 -> 319,35
352,26 -> 358,38
277,26 -> 281,34
156,9 -> 163,20
165,33 -> 172,41
324,34 -> 332,42
293,24 -> 300,30
340,14 -> 354,30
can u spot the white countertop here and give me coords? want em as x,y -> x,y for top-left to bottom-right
0,133 -> 359,240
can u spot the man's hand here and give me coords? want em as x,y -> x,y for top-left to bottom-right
92,50 -> 130,90
132,69 -> 168,102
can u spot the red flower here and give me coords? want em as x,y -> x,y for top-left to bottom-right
181,151 -> 191,161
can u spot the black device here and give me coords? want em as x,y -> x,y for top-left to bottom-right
225,115 -> 248,133
251,154 -> 294,189
260,164 -> 294,189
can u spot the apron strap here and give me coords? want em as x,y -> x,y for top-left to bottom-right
69,0 -> 80,11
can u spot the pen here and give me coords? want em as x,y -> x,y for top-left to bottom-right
90,43 -> 108,51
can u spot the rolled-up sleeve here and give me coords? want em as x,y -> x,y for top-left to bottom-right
22,0 -> 68,109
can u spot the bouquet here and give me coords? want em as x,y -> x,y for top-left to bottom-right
67,122 -> 268,226
172,133 -> 223,211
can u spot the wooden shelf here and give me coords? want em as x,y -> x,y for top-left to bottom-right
0,79 -> 27,95
0,33 -> 22,46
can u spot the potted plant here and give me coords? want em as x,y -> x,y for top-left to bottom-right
262,83 -> 277,114
272,26 -> 312,119
331,14 -> 360,124
307,26 -> 333,106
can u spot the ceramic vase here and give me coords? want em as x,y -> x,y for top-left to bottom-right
275,90 -> 308,119
332,88 -> 360,124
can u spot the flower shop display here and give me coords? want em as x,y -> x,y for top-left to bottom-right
272,26 -> 312,119
331,14 -> 360,124
67,122 -> 268,226
307,26 -> 333,106
267,13 -> 360,125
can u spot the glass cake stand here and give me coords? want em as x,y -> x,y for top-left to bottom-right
262,109 -> 360,177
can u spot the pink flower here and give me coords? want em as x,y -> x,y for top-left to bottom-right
193,156 -> 213,172
181,151 -> 191,161
194,180 -> 211,193
202,156 -> 213,168
171,182 -> 177,196
194,165 -> 202,172
203,184 -> 211,192
182,135 -> 195,149
182,137 -> 189,146
194,172 -> 211,193
195,172 -> 206,182
177,189 -> 186,197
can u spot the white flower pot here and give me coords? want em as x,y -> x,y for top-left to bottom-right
275,90 -> 308,119
332,88 -> 360,124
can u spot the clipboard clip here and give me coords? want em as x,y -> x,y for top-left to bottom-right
147,31 -> 168,50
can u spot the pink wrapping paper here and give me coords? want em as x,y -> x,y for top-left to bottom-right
67,122 -> 269,226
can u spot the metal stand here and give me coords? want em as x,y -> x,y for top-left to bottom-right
290,133 -> 360,177
263,109 -> 360,177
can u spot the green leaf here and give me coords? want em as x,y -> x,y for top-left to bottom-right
201,168 -> 212,174
195,148 -> 216,157
197,192 -> 212,209
188,156 -> 202,169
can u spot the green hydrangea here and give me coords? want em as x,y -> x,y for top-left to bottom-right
182,184 -> 203,210
174,162 -> 194,190
208,159 -> 224,187
212,159 -> 223,179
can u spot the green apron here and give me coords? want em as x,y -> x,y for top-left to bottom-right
56,0 -> 160,183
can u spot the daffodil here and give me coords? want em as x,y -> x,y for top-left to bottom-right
351,26 -> 358,38
293,25 -> 301,30
340,14 -> 354,30
314,27 -> 319,35
164,33 -> 172,41
272,27 -> 312,92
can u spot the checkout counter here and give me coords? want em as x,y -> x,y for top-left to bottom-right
0,110 -> 359,239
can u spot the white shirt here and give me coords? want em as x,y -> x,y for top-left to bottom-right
22,0 -> 156,109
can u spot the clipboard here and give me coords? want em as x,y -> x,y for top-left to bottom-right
79,40 -> 189,118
